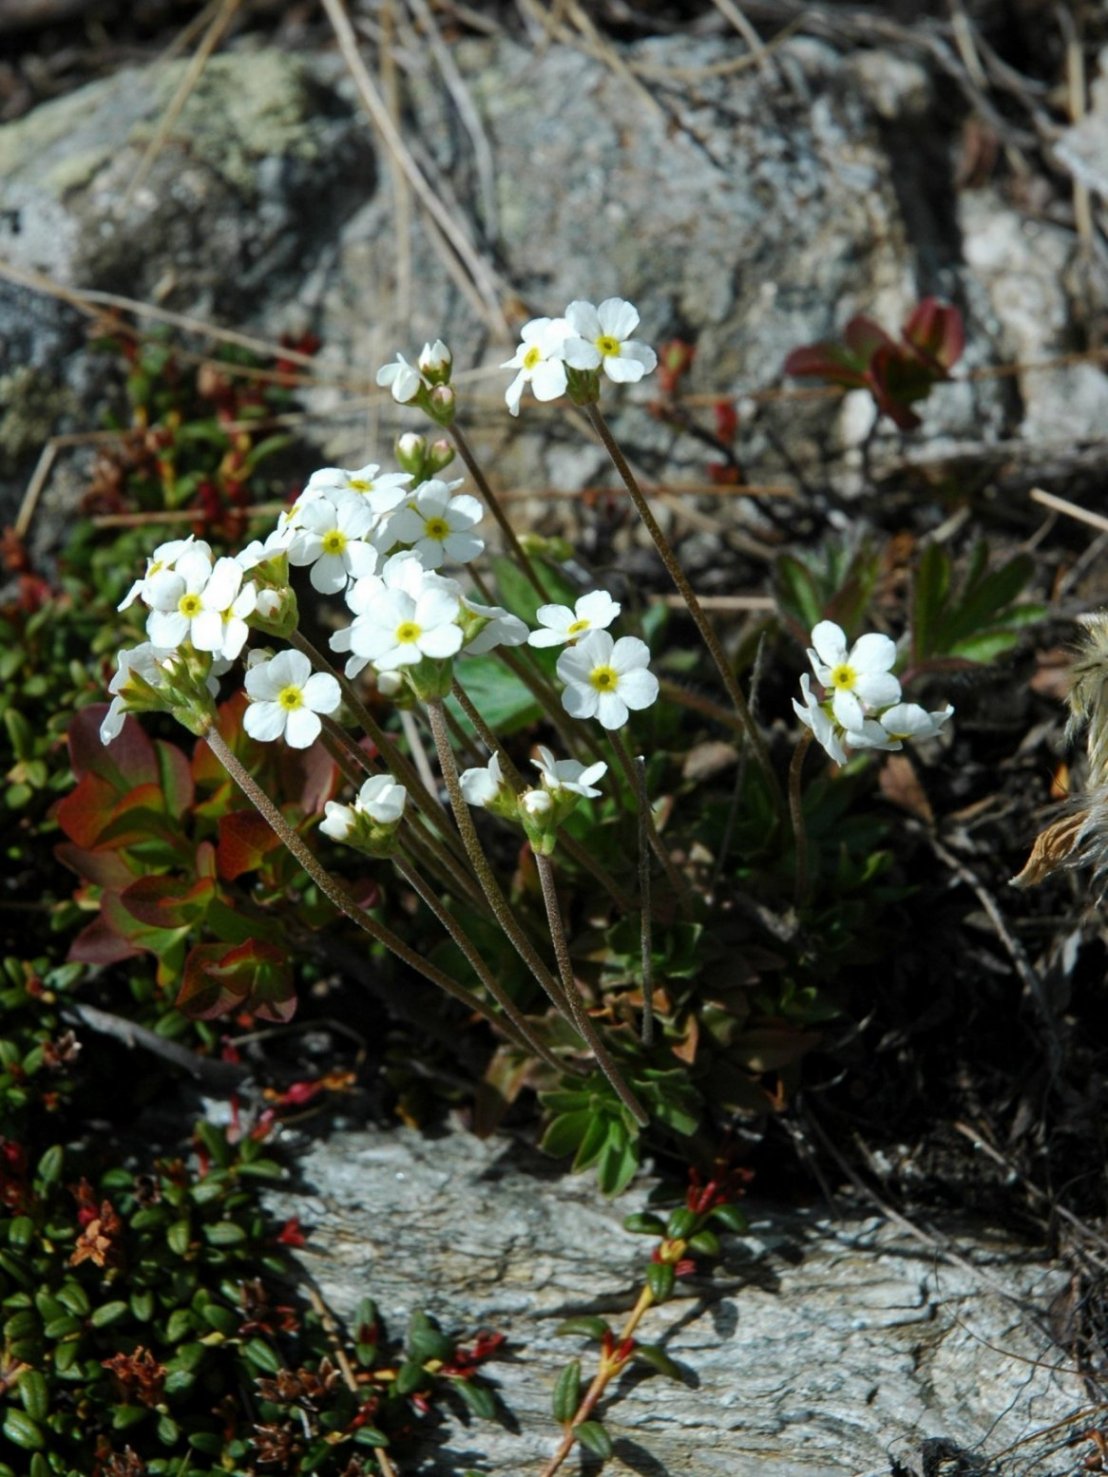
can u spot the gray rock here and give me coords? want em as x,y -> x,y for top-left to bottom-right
264,1123 -> 1079,1476
4,30 -> 1105,535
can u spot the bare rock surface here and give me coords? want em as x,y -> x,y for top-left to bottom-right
265,1124 -> 1079,1477
3,29 -> 1106,526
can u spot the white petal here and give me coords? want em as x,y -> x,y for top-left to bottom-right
831,687 -> 864,731
284,707 -> 323,748
564,338 -> 602,371
854,671 -> 901,708
609,636 -> 650,675
597,298 -> 639,339
596,692 -> 630,730
849,632 -> 897,675
531,359 -> 568,402
244,701 -> 287,743
302,672 -> 342,714
565,300 -> 600,338
810,621 -> 847,668
616,668 -> 659,711
561,682 -> 598,720
602,356 -> 645,384
418,623 -> 463,659
576,590 -> 620,627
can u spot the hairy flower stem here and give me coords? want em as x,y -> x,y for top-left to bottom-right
789,730 -> 814,908
202,725 -> 533,1051
425,697 -> 574,1019
450,678 -> 635,914
609,729 -> 692,916
287,629 -> 468,867
534,852 -> 647,1127
539,1272 -> 669,1477
394,858 -> 570,1073
584,402 -> 779,804
319,717 -> 488,915
635,754 -> 655,1047
449,420 -> 549,599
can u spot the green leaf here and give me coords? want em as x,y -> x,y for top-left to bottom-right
394,1358 -> 427,1396
631,1343 -> 684,1380
646,1262 -> 676,1303
36,1145 -> 64,1186
18,1370 -> 49,1423
203,1221 -> 247,1247
575,1420 -> 614,1459
551,1359 -> 581,1423
491,554 -> 578,627
554,1315 -> 611,1342
406,1310 -> 454,1364
665,1208 -> 698,1239
622,1212 -> 666,1236
352,1426 -> 390,1448
595,1122 -> 640,1197
2,1409 -> 44,1451
90,1300 -> 130,1329
707,1204 -> 749,1234
445,655 -> 541,738
687,1229 -> 721,1258
166,1221 -> 192,1256
572,1112 -> 610,1174
541,1110 -> 592,1159
452,1377 -> 497,1420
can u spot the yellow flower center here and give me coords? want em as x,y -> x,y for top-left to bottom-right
395,621 -> 422,645
566,618 -> 590,637
595,334 -> 621,357
589,664 -> 618,692
523,345 -> 543,371
321,529 -> 348,555
179,593 -> 202,617
349,478 -> 372,492
424,517 -> 450,540
829,663 -> 856,691
278,685 -> 304,711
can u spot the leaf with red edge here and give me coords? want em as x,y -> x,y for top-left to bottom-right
783,341 -> 868,387
842,314 -> 895,363
902,297 -> 964,372
177,938 -> 295,1023
54,841 -> 139,891
67,909 -> 146,966
278,740 -> 340,817
155,738 -> 194,817
67,705 -> 158,788
69,891 -> 189,984
217,810 -> 280,881
866,346 -> 928,429
120,872 -> 216,930
54,773 -> 121,849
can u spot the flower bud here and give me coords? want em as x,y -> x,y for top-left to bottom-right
418,338 -> 453,385
395,432 -> 429,479
428,438 -> 456,474
427,384 -> 456,427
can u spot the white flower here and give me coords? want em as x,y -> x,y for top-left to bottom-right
556,630 -> 659,731
563,298 -> 657,384
528,589 -> 621,649
384,480 -> 484,569
460,753 -> 507,808
237,527 -> 293,571
376,352 -> 426,405
143,547 -> 216,650
418,339 -> 452,379
100,643 -> 175,744
202,561 -> 258,662
520,788 -> 554,820
850,701 -> 955,750
793,673 -> 848,764
531,745 -> 607,799
807,620 -> 901,732
320,774 -> 407,842
243,649 -> 341,749
502,317 -> 570,416
461,598 -> 528,655
119,537 -> 212,612
341,584 -> 463,671
303,463 -> 412,518
286,495 -> 379,595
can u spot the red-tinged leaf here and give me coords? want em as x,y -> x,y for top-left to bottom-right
842,314 -> 895,363
902,297 -> 964,372
54,841 -> 139,891
783,342 -> 867,387
217,810 -> 280,881
866,347 -> 926,429
278,741 -> 340,817
67,705 -> 157,788
120,873 -> 216,930
54,773 -> 121,849
67,909 -> 146,966
155,738 -> 194,817
177,938 -> 294,1023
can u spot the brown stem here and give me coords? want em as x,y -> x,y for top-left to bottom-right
449,419 -> 550,599
634,754 -> 655,1046
425,697 -> 574,1020
395,858 -> 568,1073
203,726 -> 536,1053
287,629 -> 468,867
609,728 -> 692,916
585,402 -> 779,803
533,853 -> 647,1126
539,1279 -> 660,1477
452,678 -> 635,914
789,730 -> 814,908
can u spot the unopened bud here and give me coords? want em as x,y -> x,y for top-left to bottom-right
395,432 -> 428,478
418,338 -> 452,385
428,438 -> 455,474
427,384 -> 456,427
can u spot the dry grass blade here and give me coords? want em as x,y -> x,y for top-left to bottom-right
709,0 -> 773,74
1030,487 -> 1108,536
405,0 -> 499,237
120,0 -> 245,212
320,0 -> 508,335
1056,3 -> 1094,247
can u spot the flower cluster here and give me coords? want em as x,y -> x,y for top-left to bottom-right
502,298 -> 658,416
795,621 -> 953,763
461,745 -> 609,854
